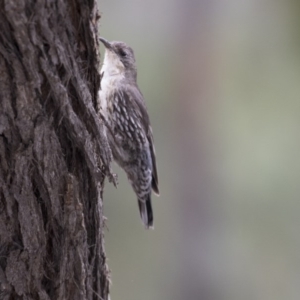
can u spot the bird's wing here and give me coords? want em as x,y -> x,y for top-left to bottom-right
147,127 -> 159,195
117,84 -> 159,195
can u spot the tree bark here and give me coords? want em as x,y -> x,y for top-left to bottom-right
0,0 -> 111,299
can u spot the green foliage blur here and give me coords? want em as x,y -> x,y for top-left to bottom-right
98,1 -> 300,299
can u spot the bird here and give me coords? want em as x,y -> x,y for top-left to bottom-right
98,37 -> 159,228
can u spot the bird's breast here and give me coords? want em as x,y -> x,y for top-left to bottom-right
99,73 -> 122,119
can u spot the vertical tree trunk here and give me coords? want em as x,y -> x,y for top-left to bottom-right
0,1 -> 111,299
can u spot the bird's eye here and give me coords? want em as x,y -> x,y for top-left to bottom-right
118,48 -> 127,57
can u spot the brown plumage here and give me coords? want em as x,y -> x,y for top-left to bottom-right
98,37 -> 159,228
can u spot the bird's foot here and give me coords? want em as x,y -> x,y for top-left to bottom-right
108,172 -> 118,188
101,165 -> 118,187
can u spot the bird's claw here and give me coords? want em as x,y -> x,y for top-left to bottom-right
108,172 -> 118,187
101,165 -> 118,187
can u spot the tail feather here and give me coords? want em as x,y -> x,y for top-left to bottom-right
151,175 -> 159,195
138,195 -> 153,229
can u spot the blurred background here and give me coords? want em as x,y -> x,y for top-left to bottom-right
98,1 -> 300,299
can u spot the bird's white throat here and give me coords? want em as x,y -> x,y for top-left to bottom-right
101,50 -> 125,78
99,51 -> 125,119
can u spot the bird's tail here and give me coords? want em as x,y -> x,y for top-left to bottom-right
138,195 -> 153,229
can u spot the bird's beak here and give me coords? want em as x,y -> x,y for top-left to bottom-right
99,37 -> 112,50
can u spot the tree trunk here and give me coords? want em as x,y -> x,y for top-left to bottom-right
0,1 -> 112,299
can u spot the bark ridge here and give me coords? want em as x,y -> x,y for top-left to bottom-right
0,0 -> 111,299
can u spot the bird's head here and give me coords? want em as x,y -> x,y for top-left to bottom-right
100,37 -> 137,80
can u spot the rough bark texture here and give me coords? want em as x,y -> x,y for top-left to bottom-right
0,0 -> 112,299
